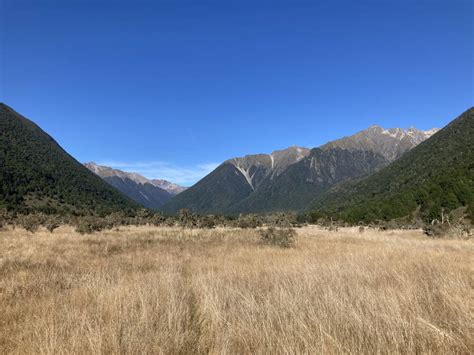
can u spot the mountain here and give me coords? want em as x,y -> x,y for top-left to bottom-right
85,163 -> 175,210
232,126 -> 439,213
162,125 -> 437,215
0,104 -> 138,214
321,125 -> 438,161
151,179 -> 187,195
161,146 -> 310,214
312,108 -> 474,223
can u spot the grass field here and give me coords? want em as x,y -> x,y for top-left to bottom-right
0,225 -> 472,354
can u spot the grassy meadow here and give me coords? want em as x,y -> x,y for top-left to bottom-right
0,225 -> 472,354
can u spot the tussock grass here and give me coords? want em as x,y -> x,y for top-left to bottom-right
0,226 -> 472,353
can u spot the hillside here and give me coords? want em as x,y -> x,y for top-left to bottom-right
85,162 -> 173,209
232,148 -> 388,213
0,104 -> 138,214
163,125 -> 436,215
161,146 -> 309,214
313,107 -> 474,223
236,125 -> 439,213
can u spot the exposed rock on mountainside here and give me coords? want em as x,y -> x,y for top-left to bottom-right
322,126 -> 438,161
85,163 -> 185,209
233,126 -> 439,213
162,124 -> 437,215
0,103 -> 138,214
151,179 -> 187,195
313,108 -> 474,223
161,146 -> 310,214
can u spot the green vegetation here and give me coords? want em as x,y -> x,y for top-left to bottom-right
161,163 -> 253,214
0,104 -> 138,215
232,148 -> 388,213
312,108 -> 474,224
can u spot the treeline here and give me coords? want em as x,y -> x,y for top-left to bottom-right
1,207 -> 471,239
0,208 -> 303,234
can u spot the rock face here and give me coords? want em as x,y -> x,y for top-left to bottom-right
162,124 -> 438,215
85,163 -> 182,210
233,125 -> 439,213
321,126 -> 439,161
0,103 -> 138,214
313,107 -> 473,223
151,179 -> 187,195
160,146 -> 310,214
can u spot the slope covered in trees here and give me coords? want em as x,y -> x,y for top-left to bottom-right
0,104 -> 138,215
312,107 -> 474,224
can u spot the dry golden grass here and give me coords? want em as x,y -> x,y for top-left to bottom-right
0,225 -> 472,354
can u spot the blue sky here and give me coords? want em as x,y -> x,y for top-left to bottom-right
1,0 -> 473,185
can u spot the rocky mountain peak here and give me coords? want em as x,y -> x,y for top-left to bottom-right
321,125 -> 439,161
84,162 -> 186,195
151,179 -> 187,195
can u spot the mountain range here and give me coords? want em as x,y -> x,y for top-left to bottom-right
2,101 -> 471,225
161,125 -> 438,214
0,103 -> 137,214
84,162 -> 186,210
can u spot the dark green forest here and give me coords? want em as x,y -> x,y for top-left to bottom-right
0,103 -> 137,215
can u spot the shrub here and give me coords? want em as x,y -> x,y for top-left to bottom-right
259,227 -> 297,248
44,216 -> 61,233
197,215 -> 216,229
17,214 -> 44,233
424,223 -> 472,239
75,217 -> 106,235
237,214 -> 262,229
149,213 -> 166,226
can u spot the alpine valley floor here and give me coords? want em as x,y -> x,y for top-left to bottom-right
0,225 -> 472,354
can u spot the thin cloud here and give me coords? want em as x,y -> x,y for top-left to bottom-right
96,160 -> 219,186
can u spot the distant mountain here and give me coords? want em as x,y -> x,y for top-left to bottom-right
161,146 -> 310,214
0,103 -> 138,214
151,179 -> 187,195
321,125 -> 438,161
85,163 -> 185,209
162,125 -> 437,215
312,108 -> 474,223
233,126 -> 439,213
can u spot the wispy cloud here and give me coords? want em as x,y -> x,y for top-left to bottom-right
96,160 -> 219,187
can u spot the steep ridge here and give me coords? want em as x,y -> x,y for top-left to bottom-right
234,126 -> 438,213
312,107 -> 474,223
161,146 -> 309,214
0,104 -> 137,214
163,124 -> 437,215
85,163 -> 174,209
151,179 -> 187,195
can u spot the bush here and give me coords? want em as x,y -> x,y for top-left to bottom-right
197,215 -> 216,229
17,214 -> 44,233
259,227 -> 297,248
44,216 -> 61,233
237,214 -> 262,229
75,217 -> 106,235
424,223 -> 472,239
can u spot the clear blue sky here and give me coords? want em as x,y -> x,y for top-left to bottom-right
1,0 -> 473,185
